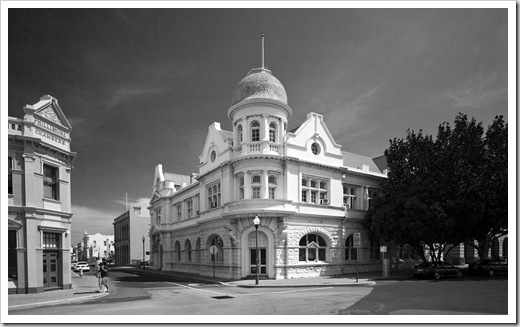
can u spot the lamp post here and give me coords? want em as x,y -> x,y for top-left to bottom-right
142,236 -> 145,270
253,215 -> 260,285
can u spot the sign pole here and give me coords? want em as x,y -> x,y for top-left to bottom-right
353,232 -> 361,283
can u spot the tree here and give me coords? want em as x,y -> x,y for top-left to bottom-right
364,113 -> 508,262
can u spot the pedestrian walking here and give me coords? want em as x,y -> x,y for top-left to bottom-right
96,258 -> 109,293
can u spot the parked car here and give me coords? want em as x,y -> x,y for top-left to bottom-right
139,260 -> 150,268
74,261 -> 90,272
71,261 -> 78,270
413,261 -> 463,280
468,259 -> 508,277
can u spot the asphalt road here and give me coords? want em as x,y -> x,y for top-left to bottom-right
10,270 -> 508,318
340,277 -> 508,315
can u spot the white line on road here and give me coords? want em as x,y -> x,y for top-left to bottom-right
237,287 -> 333,296
164,282 -> 231,296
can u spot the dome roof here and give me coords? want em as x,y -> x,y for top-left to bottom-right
231,68 -> 287,106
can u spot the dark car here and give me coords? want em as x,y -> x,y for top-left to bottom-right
413,261 -> 463,280
139,260 -> 150,268
468,259 -> 507,277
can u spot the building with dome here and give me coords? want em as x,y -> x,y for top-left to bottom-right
148,63 -> 390,280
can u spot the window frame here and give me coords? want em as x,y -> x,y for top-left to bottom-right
208,235 -> 224,262
301,176 -> 329,205
269,122 -> 276,143
251,121 -> 260,142
8,157 -> 13,195
207,182 -> 221,208
343,185 -> 358,209
43,163 -> 59,200
345,234 -> 358,261
298,233 -> 327,262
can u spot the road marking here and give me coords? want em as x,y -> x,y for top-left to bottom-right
237,287 -> 333,296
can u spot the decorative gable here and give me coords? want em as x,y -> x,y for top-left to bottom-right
286,112 -> 343,167
198,122 -> 233,176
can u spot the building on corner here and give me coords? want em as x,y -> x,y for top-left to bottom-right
8,95 -> 76,293
147,63 -> 389,280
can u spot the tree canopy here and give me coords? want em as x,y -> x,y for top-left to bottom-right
364,113 -> 507,261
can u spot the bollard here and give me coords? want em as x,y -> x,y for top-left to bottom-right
79,269 -> 83,277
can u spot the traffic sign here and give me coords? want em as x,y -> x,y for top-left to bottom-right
353,232 -> 361,248
380,246 -> 387,253
209,245 -> 219,255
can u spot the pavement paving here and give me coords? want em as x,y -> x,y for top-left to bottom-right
8,267 -> 405,311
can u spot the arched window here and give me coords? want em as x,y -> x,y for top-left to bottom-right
299,234 -> 327,262
490,238 -> 500,258
175,241 -> 181,262
185,239 -> 192,262
195,238 -> 201,263
251,175 -> 261,199
208,235 -> 223,262
251,121 -> 260,142
269,123 -> 276,142
237,124 -> 243,144
345,234 -> 358,260
238,175 -> 244,200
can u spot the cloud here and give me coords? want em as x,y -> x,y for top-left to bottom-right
113,197 -> 151,217
443,73 -> 507,109
71,205 -> 122,245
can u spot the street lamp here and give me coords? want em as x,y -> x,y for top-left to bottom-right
253,215 -> 260,285
142,236 -> 145,270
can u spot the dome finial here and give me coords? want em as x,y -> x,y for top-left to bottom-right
261,34 -> 265,69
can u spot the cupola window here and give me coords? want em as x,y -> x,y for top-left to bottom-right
269,123 -> 276,142
311,143 -> 320,155
251,121 -> 260,142
237,125 -> 243,144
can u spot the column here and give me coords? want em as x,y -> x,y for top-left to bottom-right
244,171 -> 251,199
262,170 -> 269,199
243,117 -> 249,155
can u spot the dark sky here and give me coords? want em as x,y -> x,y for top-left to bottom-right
6,7 -> 510,244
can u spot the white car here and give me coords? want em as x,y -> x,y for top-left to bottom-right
74,261 -> 90,272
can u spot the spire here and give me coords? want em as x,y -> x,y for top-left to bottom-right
261,34 -> 265,69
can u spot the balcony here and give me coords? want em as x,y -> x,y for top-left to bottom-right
234,141 -> 281,156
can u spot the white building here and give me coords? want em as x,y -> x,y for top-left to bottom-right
148,65 -> 388,280
81,231 -> 114,263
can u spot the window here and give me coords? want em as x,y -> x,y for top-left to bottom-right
238,176 -> 244,200
343,185 -> 357,209
8,157 -> 13,195
345,234 -> 358,260
207,182 -> 221,208
299,234 -> 327,262
251,121 -> 260,142
43,233 -> 59,249
252,175 -> 261,199
43,164 -> 58,200
210,151 -> 216,163
185,240 -> 192,261
268,175 -> 277,200
269,123 -> 276,142
237,125 -> 243,144
301,176 -> 328,204
186,199 -> 193,218
208,235 -> 223,262
176,204 -> 182,221
175,241 -> 181,261
311,143 -> 320,155
155,208 -> 162,225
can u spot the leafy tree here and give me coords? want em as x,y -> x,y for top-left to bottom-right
364,113 -> 508,262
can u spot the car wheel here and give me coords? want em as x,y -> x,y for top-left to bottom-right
434,272 -> 441,280
489,270 -> 494,277
457,270 -> 463,278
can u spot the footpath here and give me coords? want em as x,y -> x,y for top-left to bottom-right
8,267 -> 408,312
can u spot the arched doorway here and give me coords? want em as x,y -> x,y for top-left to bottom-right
241,226 -> 274,279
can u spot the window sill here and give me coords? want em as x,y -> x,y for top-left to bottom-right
43,197 -> 61,204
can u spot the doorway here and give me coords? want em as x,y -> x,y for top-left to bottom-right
248,231 -> 267,276
43,251 -> 59,289
250,248 -> 266,274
